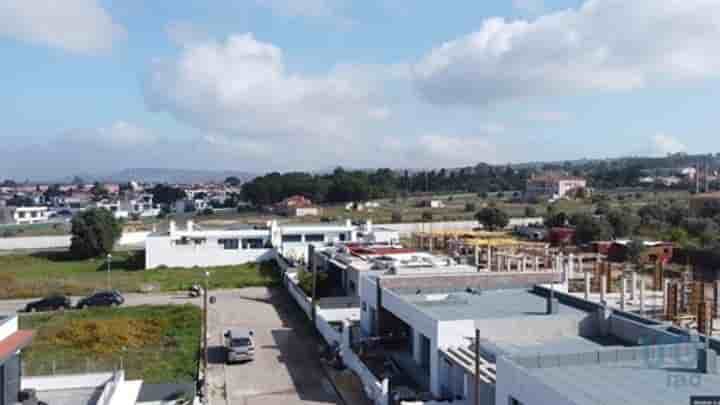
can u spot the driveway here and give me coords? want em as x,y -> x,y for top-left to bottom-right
206,287 -> 339,405
1,288 -> 339,405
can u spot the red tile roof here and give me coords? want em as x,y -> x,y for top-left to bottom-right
0,330 -> 34,360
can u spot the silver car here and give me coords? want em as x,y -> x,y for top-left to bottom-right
224,328 -> 255,364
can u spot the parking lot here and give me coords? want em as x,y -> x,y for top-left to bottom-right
205,287 -> 340,405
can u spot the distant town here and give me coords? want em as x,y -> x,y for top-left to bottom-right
0,152 -> 719,405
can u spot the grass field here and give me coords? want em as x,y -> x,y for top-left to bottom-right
19,305 -> 200,383
0,252 -> 280,298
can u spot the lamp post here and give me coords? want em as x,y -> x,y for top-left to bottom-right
106,253 -> 112,290
203,271 -> 210,402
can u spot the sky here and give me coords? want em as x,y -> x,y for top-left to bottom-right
2,0 -> 720,179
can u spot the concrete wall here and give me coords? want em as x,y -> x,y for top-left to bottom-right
0,316 -> 18,341
379,218 -> 543,237
380,272 -> 563,292
145,236 -> 275,269
22,372 -> 114,391
0,232 -> 150,251
608,313 -> 686,345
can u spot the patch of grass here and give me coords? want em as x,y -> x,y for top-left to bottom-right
0,253 -> 280,298
20,305 -> 201,383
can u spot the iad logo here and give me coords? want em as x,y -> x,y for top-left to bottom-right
638,336 -> 702,389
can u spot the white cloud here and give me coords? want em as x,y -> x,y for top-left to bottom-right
0,0 -> 126,54
651,133 -> 687,156
414,0 -> 720,106
144,34 -> 392,156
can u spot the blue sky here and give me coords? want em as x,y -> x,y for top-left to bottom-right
2,0 -> 719,179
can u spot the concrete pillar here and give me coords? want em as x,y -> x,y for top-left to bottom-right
429,235 -> 434,252
534,256 -> 540,272
505,255 -> 511,272
487,247 -> 492,271
631,272 -> 638,301
522,256 -> 528,272
584,272 -> 591,300
620,277 -> 627,311
600,275 -> 607,304
474,245 -> 479,267
412,331 -> 423,364
568,254 -> 575,280
639,279 -> 646,315
169,220 -> 177,235
663,279 -> 670,317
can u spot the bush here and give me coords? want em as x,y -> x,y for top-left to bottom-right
464,203 -> 476,212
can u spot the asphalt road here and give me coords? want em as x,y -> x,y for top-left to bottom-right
2,287 -> 339,405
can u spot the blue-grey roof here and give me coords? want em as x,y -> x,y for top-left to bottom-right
526,358 -> 720,405
400,289 -> 586,321
483,335 -> 629,359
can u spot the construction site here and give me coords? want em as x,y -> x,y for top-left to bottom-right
409,229 -> 720,338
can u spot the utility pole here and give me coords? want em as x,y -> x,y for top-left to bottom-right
203,271 -> 209,401
106,253 -> 112,290
475,328 -> 481,405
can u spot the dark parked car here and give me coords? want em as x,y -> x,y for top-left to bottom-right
25,295 -> 72,312
76,290 -> 124,309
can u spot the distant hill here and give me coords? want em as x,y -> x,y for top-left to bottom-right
68,168 -> 257,184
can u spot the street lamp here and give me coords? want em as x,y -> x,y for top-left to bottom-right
202,271 -> 210,403
106,253 -> 112,291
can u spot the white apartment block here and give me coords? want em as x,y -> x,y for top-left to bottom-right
12,206 -> 50,225
525,176 -> 587,200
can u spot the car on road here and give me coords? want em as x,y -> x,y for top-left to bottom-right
224,328 -> 255,364
24,294 -> 72,313
76,290 -> 124,309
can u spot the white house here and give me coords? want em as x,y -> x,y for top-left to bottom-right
11,206 -> 50,225
526,175 -> 587,200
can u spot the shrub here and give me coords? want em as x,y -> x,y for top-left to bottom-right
464,203 -> 476,212
70,208 -> 122,259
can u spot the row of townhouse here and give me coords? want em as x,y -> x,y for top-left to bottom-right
282,232 -> 720,405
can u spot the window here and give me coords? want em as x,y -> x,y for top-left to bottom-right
339,233 -> 347,241
282,234 -> 302,243
219,239 -> 239,250
175,237 -> 190,246
242,238 -> 264,249
31,211 -> 38,218
18,212 -> 26,218
305,234 -> 325,242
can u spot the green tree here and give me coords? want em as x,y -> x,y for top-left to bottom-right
151,184 -> 186,206
224,176 -> 242,187
70,208 -> 122,259
524,205 -> 537,217
571,213 -> 612,245
545,212 -> 568,228
606,209 -> 640,238
475,207 -> 510,231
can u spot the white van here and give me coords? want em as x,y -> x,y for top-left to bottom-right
224,328 -> 255,364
